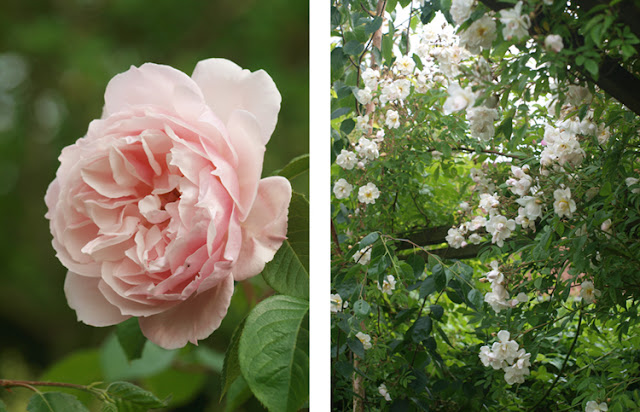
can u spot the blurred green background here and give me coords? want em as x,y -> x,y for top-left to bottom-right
0,0 -> 308,410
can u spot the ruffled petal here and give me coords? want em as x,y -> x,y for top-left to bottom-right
138,275 -> 234,349
225,109 -> 264,218
191,58 -> 281,144
64,272 -> 129,326
233,176 -> 291,281
103,63 -> 207,122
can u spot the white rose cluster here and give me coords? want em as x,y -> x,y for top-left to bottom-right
486,214 -> 515,247
378,384 -> 392,401
330,293 -> 349,313
499,1 -> 531,41
459,15 -> 497,55
585,400 -> 608,412
553,187 -> 576,219
450,0 -> 474,26
626,177 -> 640,194
482,261 -> 527,312
336,149 -> 357,170
356,331 -> 372,350
467,106 -> 499,141
353,246 -> 372,265
355,137 -> 379,162
443,82 -> 476,115
358,182 -> 380,204
506,165 -> 532,196
435,45 -> 470,79
333,178 -> 353,199
378,274 -> 397,295
471,167 -> 496,193
540,125 -> 585,171
446,226 -> 467,249
445,213 -> 489,249
479,330 -> 532,385
580,280 -> 601,304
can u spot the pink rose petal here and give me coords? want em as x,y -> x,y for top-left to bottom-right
46,59 -> 292,349
233,176 -> 291,281
192,58 -> 281,144
65,272 -> 129,326
139,275 -> 234,349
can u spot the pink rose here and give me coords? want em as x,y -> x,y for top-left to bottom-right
45,59 -> 292,349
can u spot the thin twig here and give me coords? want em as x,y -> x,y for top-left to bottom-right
0,379 -> 95,394
529,309 -> 583,411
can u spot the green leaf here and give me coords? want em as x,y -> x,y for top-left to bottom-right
599,181 -> 612,196
386,0 -> 398,14
239,295 -> 309,412
221,319 -> 246,398
555,221 -> 565,236
143,368 -> 206,408
432,264 -> 447,291
467,289 -> 484,311
435,325 -> 454,348
273,154 -> 309,181
331,47 -> 346,78
340,118 -> 355,135
331,107 -> 351,119
347,337 -> 365,359
100,334 -> 177,381
353,299 -> 371,318
330,6 -> 341,29
584,59 -> 599,77
224,376 -> 252,412
406,254 -> 425,278
101,403 -> 117,412
261,240 -> 309,300
27,392 -> 90,412
364,16 -> 382,35
116,318 -> 146,362
430,305 -> 444,320
382,33 -> 394,65
410,317 -> 432,343
343,40 -> 364,56
500,116 -> 513,140
359,232 -> 379,249
106,381 -> 167,408
0,400 -> 7,412
286,192 -> 309,269
419,276 -> 437,299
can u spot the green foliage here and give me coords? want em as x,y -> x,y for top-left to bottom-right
238,295 -> 309,412
103,381 -> 167,411
273,154 -> 310,181
1,0 -> 309,409
332,0 -> 640,409
116,318 -> 146,362
27,392 -> 89,412
100,335 -> 176,382
221,319 -> 246,398
261,241 -> 309,300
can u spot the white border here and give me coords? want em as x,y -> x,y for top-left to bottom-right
309,0 -> 330,409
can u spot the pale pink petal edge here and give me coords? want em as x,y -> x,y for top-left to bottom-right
138,275 -> 234,349
233,176 -> 291,281
64,272 -> 130,327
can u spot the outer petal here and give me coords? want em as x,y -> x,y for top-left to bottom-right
233,176 -> 291,281
191,58 -> 281,144
138,275 -> 234,350
64,272 -> 129,326
103,63 -> 207,122
224,109 -> 265,218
